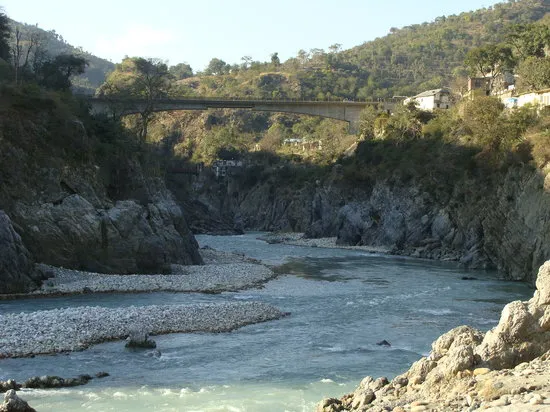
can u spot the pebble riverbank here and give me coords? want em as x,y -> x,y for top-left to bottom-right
0,249 -> 285,359
32,261 -> 276,296
257,232 -> 390,254
0,302 -> 284,358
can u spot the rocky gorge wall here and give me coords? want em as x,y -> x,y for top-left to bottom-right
182,163 -> 550,285
0,96 -> 203,294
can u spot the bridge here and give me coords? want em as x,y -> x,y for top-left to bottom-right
88,97 -> 397,134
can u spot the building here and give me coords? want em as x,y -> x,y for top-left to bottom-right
513,88 -> 550,109
468,77 -> 491,96
212,159 -> 243,178
403,88 -> 453,111
467,73 -> 516,97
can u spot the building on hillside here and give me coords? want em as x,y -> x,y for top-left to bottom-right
283,138 -> 304,146
513,88 -> 550,109
467,73 -> 516,97
403,88 -> 453,111
468,77 -> 491,96
212,159 -> 243,179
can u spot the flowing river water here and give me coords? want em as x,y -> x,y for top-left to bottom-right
0,233 -> 532,411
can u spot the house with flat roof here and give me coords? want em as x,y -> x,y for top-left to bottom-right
404,88 -> 452,111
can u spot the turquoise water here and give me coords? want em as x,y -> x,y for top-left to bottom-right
0,233 -> 532,411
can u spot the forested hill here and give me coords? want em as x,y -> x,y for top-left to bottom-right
9,19 -> 114,93
340,0 -> 550,98
7,0 -> 548,98
174,0 -> 549,101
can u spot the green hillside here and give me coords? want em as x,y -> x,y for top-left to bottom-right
173,0 -> 549,101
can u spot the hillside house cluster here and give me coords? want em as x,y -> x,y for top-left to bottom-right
467,73 -> 550,110
405,73 -> 550,114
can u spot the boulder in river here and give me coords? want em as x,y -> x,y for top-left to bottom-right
23,374 -> 92,389
0,390 -> 36,412
125,330 -> 157,349
0,381 -> 19,394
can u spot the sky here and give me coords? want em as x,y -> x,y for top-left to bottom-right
1,0 -> 503,71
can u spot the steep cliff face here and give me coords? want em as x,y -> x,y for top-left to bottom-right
0,91 -> 202,293
185,164 -> 550,284
0,211 -> 40,294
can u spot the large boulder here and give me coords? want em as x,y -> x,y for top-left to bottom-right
0,390 -> 35,412
535,260 -> 550,306
475,300 -> 548,369
13,194 -> 202,274
0,211 -> 39,293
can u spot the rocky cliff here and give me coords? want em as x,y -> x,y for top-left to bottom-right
183,162 -> 550,285
0,89 -> 202,293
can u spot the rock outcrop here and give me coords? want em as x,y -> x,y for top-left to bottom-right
185,164 -> 550,284
0,211 -> 40,293
316,260 -> 550,411
0,390 -> 35,412
13,190 -> 202,274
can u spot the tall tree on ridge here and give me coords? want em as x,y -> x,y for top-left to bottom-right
0,9 -> 10,62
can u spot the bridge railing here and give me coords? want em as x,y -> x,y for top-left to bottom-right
87,95 -> 402,105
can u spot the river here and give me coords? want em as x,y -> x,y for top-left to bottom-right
0,233 -> 532,411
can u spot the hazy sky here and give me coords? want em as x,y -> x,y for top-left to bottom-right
1,0 -> 502,71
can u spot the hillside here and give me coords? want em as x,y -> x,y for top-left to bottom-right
8,19 -> 115,93
168,0 -> 550,101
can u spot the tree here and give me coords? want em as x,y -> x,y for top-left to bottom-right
98,57 -> 171,141
329,43 -> 342,54
11,26 -> 42,85
0,10 -> 10,61
169,62 -> 193,80
516,56 -> 550,90
270,52 -> 280,68
464,44 -> 515,90
241,55 -> 252,69
359,106 -> 380,140
37,53 -> 87,90
205,58 -> 228,75
507,23 -> 550,59
297,49 -> 309,65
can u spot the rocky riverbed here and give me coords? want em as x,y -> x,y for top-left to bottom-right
0,301 -> 284,358
257,232 -> 390,253
0,248 -> 285,359
32,261 -> 275,296
317,261 -> 550,412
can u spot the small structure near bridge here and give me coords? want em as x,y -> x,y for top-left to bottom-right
212,159 -> 243,178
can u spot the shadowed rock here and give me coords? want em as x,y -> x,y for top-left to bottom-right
0,211 -> 38,294
125,330 -> 157,349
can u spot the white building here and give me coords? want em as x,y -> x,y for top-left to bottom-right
404,88 -> 453,111
514,88 -> 550,108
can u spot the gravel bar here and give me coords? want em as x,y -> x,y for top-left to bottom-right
32,262 -> 276,296
258,232 -> 390,253
0,302 -> 284,358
